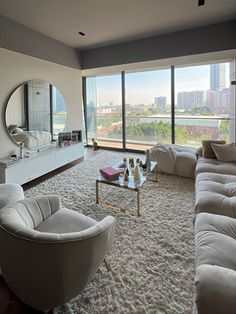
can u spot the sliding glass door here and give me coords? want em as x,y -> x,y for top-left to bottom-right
125,69 -> 171,150
85,74 -> 122,149
175,62 -> 232,146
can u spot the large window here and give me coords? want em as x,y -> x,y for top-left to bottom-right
85,74 -> 122,149
84,61 -> 234,150
125,69 -> 171,150
175,63 -> 232,146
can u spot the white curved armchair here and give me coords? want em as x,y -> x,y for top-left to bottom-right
0,195 -> 116,311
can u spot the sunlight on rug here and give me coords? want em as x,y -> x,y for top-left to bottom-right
25,150 -> 195,314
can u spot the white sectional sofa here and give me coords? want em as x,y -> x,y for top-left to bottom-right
194,144 -> 236,314
149,142 -> 236,313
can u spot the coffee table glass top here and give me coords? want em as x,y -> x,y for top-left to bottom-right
96,160 -> 157,191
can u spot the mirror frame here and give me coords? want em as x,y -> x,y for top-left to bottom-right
4,79 -> 67,148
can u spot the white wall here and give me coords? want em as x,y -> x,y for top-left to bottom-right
0,47 -> 83,158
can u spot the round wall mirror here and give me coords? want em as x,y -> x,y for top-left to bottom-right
5,79 -> 67,149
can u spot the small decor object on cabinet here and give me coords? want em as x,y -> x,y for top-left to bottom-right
92,138 -> 98,150
58,132 -> 72,146
72,130 -> 82,143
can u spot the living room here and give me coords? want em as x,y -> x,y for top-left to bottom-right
0,0 -> 236,313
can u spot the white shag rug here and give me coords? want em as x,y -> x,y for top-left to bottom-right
25,149 -> 195,314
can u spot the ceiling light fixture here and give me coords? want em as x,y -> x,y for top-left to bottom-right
197,0 -> 205,6
78,32 -> 86,36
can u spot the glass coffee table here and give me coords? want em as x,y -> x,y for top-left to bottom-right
96,161 -> 157,217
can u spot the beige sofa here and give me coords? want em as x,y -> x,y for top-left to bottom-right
149,143 -> 236,313
149,144 -> 198,178
194,147 -> 236,313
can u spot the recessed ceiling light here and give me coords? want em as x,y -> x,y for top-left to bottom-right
197,0 -> 205,6
78,32 -> 86,36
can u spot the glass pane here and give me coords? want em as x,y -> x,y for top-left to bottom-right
125,69 -> 171,151
86,74 -> 122,149
86,77 -> 97,141
52,86 -> 67,138
175,62 -> 232,146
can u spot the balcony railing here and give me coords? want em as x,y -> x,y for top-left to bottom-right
87,114 -> 232,150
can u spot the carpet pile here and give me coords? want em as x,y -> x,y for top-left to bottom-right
25,150 -> 195,314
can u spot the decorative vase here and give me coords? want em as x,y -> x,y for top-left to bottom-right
134,163 -> 141,182
145,149 -> 151,171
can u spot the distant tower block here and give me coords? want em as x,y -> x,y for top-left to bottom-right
154,96 -> 167,109
210,64 -> 226,91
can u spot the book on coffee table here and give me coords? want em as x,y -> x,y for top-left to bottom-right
100,167 -> 120,180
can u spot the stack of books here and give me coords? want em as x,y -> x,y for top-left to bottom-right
24,150 -> 38,158
100,167 -> 120,180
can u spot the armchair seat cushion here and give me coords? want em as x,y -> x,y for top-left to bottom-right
36,208 -> 97,234
195,172 -> 236,218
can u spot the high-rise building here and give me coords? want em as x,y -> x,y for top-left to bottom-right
206,88 -> 230,114
177,90 -> 205,109
210,64 -> 226,91
154,96 -> 167,109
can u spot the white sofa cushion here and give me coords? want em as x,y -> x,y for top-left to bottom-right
195,213 -> 236,314
195,157 -> 236,176
150,144 -> 197,178
195,172 -> 236,218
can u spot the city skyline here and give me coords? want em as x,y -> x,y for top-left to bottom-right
95,63 -> 230,106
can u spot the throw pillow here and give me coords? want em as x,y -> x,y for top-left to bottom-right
202,140 -> 226,159
211,142 -> 236,162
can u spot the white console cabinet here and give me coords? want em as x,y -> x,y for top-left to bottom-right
0,143 -> 84,185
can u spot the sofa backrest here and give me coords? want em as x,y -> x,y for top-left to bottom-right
0,195 -> 60,232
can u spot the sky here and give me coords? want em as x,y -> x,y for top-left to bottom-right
95,63 -> 230,106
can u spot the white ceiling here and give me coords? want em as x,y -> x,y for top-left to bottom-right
0,0 -> 236,50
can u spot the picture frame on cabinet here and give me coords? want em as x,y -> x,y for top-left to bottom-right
72,130 -> 82,143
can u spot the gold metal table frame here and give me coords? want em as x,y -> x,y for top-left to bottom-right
96,161 -> 157,217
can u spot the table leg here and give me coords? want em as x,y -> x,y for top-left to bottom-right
96,180 -> 99,204
137,189 -> 140,217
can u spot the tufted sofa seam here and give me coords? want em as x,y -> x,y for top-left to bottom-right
196,229 -> 236,241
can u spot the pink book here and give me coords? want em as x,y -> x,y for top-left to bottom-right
100,167 -> 120,179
